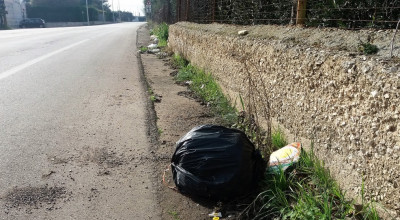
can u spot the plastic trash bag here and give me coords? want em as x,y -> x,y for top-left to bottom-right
268,142 -> 301,173
148,43 -> 158,49
171,125 -> 265,200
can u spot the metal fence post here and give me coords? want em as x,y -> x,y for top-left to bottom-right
296,0 -> 307,26
176,0 -> 181,22
212,0 -> 215,22
186,0 -> 189,21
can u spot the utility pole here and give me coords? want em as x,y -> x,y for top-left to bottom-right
85,0 -> 90,25
102,0 -> 105,22
296,0 -> 307,26
118,0 -> 121,22
112,0 -> 115,22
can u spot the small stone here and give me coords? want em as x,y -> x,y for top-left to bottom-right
368,140 -> 376,147
362,65 -> 371,73
370,90 -> 378,98
238,30 -> 249,36
384,94 -> 390,99
389,67 -> 398,73
386,125 -> 396,132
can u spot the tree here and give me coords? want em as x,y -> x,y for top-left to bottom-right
0,0 -> 7,28
115,10 -> 134,22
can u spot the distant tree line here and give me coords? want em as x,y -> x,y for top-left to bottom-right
26,0 -> 134,22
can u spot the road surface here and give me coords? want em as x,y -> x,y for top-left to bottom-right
0,23 -> 160,219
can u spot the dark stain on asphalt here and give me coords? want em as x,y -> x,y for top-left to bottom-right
91,147 -> 125,168
4,185 -> 67,211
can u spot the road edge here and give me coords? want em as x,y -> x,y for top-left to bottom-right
135,24 -> 163,218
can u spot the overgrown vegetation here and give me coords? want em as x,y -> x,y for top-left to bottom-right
152,23 -> 169,47
173,54 -> 237,125
171,52 -> 380,220
271,127 -> 288,150
240,142 -> 380,220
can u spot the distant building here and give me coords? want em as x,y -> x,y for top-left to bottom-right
5,0 -> 25,28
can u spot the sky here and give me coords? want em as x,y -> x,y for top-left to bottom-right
111,0 -> 144,16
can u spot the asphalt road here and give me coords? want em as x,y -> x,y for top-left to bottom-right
0,23 -> 160,219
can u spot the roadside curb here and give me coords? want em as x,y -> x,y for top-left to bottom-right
136,24 -> 160,147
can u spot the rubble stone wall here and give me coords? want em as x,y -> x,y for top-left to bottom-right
169,22 -> 400,216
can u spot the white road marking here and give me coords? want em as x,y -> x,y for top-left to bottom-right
0,39 -> 89,81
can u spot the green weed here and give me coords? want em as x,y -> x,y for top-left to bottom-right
172,54 -> 189,69
175,64 -> 237,125
271,128 -> 288,150
153,22 -> 169,47
360,43 -> 379,55
241,140 -> 380,220
168,210 -> 180,220
158,39 -> 168,47
140,46 -> 148,53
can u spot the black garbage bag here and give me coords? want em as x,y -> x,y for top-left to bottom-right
171,125 -> 265,200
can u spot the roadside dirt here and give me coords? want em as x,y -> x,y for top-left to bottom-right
137,25 -> 239,220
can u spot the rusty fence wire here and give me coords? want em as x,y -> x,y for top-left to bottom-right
150,0 -> 400,29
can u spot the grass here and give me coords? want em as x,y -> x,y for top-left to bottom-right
172,54 -> 188,69
173,54 -> 237,125
240,141 -> 380,220
271,127 -> 287,150
360,43 -> 379,55
140,46 -> 148,53
152,23 -> 169,48
168,210 -> 180,220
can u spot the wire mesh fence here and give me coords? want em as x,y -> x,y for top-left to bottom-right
149,0 -> 400,29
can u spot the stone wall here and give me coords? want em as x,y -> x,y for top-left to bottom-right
169,22 -> 400,217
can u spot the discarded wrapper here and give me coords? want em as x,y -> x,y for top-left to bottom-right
148,43 -> 158,49
208,212 -> 222,218
268,142 -> 301,173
